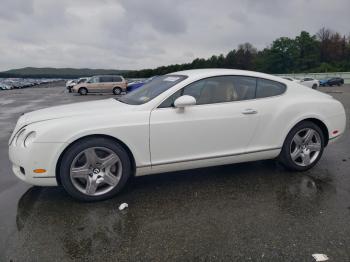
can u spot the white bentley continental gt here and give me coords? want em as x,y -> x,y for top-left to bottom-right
9,69 -> 346,201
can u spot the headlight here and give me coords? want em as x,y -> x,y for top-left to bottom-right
24,131 -> 36,147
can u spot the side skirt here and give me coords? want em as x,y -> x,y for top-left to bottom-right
135,148 -> 281,176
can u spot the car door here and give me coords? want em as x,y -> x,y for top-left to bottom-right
87,76 -> 99,92
149,75 -> 260,166
242,78 -> 287,151
97,76 -> 108,93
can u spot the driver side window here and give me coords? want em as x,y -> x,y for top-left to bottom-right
158,89 -> 182,108
90,77 -> 99,83
158,75 -> 257,108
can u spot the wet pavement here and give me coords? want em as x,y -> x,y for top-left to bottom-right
0,84 -> 349,261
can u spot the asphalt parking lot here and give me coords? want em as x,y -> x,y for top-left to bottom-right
0,83 -> 350,261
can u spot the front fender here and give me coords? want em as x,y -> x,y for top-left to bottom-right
29,111 -> 151,169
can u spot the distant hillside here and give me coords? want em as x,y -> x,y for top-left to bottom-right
0,67 -> 130,79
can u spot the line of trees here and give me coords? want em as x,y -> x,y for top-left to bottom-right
126,28 -> 350,78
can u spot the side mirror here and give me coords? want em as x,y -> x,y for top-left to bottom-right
174,95 -> 196,108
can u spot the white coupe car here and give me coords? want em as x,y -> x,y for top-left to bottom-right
299,77 -> 319,89
9,69 -> 346,201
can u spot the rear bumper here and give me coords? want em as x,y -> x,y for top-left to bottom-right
326,111 -> 346,144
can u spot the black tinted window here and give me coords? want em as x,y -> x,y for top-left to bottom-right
256,79 -> 286,98
100,76 -> 111,82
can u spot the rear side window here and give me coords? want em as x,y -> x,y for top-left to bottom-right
112,76 -> 122,82
256,79 -> 286,98
99,76 -> 110,82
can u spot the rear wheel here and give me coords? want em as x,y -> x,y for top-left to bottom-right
113,87 -> 122,95
59,137 -> 132,201
312,84 -> 317,89
78,87 -> 88,95
279,121 -> 324,171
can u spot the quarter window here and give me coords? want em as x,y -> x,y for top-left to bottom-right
112,76 -> 122,82
256,78 -> 286,98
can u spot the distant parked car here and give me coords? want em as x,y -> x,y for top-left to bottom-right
283,77 -> 299,82
319,79 -> 328,87
299,77 -> 319,89
66,80 -> 77,91
127,76 -> 158,92
0,83 -> 12,90
72,75 -> 127,95
66,77 -> 89,92
322,77 -> 344,87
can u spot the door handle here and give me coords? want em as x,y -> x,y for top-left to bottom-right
242,109 -> 258,115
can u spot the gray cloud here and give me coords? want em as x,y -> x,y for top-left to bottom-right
0,0 -> 349,71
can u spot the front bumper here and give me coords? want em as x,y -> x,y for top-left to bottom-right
9,141 -> 65,186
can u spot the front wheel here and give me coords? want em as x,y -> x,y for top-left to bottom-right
312,84 -> 317,89
59,137 -> 132,201
278,121 -> 324,171
78,87 -> 88,95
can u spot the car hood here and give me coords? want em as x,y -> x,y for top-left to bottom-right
20,98 -> 131,125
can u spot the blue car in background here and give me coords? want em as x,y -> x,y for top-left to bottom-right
319,77 -> 344,87
127,76 -> 158,92
319,79 -> 328,86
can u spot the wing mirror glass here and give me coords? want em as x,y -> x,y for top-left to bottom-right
174,95 -> 196,108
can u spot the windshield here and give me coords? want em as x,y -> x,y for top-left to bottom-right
78,78 -> 87,84
118,75 -> 187,105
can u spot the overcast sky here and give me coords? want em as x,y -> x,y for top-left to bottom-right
0,0 -> 349,71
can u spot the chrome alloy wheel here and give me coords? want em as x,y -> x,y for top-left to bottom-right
70,147 -> 122,196
290,128 -> 322,167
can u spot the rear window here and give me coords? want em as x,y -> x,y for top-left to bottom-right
256,79 -> 286,98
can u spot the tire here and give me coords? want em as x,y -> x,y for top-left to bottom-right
78,87 -> 88,95
278,121 -> 324,171
312,84 -> 317,89
59,137 -> 132,201
113,87 -> 122,95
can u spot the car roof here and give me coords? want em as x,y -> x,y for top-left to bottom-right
168,68 -> 286,83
